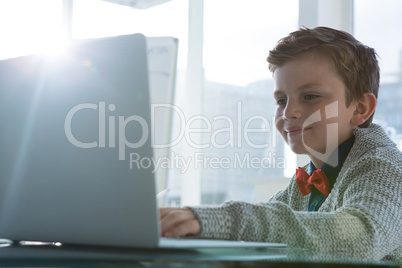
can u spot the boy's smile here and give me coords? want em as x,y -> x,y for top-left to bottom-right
273,53 -> 358,167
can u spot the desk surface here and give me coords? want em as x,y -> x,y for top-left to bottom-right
0,239 -> 398,268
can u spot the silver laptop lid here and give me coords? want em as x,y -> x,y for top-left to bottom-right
0,34 -> 160,248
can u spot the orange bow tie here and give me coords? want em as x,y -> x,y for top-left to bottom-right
295,167 -> 330,197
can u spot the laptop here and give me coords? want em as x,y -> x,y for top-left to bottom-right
0,34 -> 285,249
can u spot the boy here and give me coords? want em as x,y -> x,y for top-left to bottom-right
160,27 -> 402,262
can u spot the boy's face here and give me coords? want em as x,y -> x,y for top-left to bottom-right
273,53 -> 358,167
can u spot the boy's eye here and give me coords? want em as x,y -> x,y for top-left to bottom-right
276,98 -> 287,106
304,94 -> 319,100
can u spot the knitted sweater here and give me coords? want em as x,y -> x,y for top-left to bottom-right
189,124 -> 402,263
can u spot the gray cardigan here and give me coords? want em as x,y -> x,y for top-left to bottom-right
189,124 -> 402,263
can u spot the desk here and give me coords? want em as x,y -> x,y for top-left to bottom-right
0,240 -> 398,267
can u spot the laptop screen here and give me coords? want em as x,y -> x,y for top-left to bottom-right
0,34 -> 160,247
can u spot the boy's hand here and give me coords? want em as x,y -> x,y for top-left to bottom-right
159,207 -> 201,238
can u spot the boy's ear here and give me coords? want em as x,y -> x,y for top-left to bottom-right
351,92 -> 377,126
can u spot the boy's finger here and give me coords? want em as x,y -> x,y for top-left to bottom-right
159,207 -> 175,219
164,219 -> 200,238
160,209 -> 191,231
160,209 -> 196,234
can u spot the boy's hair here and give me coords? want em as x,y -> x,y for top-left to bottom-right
267,27 -> 380,128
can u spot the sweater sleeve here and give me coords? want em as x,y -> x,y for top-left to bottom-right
188,159 -> 402,261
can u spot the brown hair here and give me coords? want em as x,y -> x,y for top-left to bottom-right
267,27 -> 380,128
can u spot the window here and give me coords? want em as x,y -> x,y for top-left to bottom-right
72,0 -> 188,70
0,0 -> 63,60
354,0 -> 402,150
167,1 -> 299,206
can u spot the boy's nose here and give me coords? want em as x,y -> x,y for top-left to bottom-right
283,100 -> 302,120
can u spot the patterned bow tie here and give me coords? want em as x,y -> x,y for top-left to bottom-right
295,167 -> 330,197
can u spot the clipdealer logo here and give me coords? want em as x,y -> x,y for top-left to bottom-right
302,101 -> 339,167
64,101 -> 283,171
